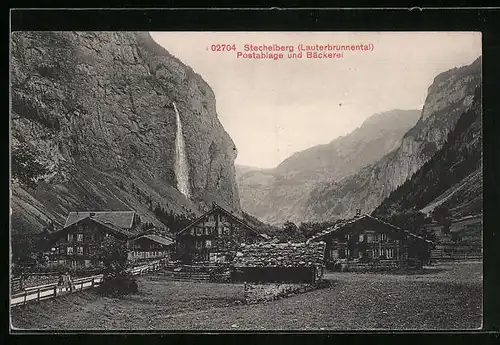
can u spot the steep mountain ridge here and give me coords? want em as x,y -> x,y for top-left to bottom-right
11,31 -> 241,235
373,86 -> 482,219
303,57 -> 482,222
236,109 -> 421,225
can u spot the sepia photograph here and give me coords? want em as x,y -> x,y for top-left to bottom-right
9,30 -> 482,331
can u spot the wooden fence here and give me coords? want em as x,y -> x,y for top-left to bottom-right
127,258 -> 166,276
10,259 -> 168,308
10,274 -> 104,308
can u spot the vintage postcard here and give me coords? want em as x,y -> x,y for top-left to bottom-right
10,30 -> 482,331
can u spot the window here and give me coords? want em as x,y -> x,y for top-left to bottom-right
346,249 -> 350,258
387,248 -> 394,259
205,240 -> 212,248
196,239 -> 202,249
190,228 -> 195,235
67,233 -> 74,242
373,248 -> 379,258
77,246 -> 84,255
380,233 -> 387,242
196,228 -> 202,236
67,247 -> 74,254
359,234 -> 364,242
346,234 -> 350,241
381,248 -> 387,258
367,234 -> 374,243
77,234 -> 83,242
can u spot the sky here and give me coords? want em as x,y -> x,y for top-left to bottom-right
150,32 -> 481,169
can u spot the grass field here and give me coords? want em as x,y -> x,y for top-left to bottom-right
11,261 -> 482,331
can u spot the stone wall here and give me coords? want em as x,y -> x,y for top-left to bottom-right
244,282 -> 312,304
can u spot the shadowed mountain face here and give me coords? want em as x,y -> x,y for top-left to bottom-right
303,57 -> 481,222
11,31 -> 241,235
373,86 -> 482,219
236,109 -> 421,225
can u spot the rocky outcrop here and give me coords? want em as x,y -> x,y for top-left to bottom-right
236,109 -> 421,225
11,31 -> 241,235
303,57 -> 482,221
373,86 -> 482,219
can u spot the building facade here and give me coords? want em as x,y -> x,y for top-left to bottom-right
308,214 -> 433,270
175,203 -> 267,263
48,212 -> 137,267
129,233 -> 175,262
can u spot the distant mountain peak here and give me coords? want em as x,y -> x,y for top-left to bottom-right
237,108 -> 421,225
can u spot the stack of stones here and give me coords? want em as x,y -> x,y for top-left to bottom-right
233,241 -> 326,268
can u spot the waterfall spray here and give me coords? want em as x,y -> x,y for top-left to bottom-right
173,102 -> 191,199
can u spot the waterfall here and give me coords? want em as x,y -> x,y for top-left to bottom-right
173,102 -> 191,199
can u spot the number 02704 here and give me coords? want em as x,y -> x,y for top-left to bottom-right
210,44 -> 237,52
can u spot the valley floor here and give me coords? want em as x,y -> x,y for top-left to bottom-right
11,261 -> 482,331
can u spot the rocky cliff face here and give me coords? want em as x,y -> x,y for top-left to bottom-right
11,31 -> 241,235
373,86 -> 482,219
303,57 -> 482,222
236,109 -> 421,225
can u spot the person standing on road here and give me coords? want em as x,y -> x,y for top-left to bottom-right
67,272 -> 73,292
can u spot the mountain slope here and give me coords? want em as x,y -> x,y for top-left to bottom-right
10,31 -> 241,235
236,109 -> 421,225
372,86 -> 482,219
303,57 -> 482,222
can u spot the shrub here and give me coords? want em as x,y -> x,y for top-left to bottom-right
91,236 -> 137,296
98,272 -> 138,297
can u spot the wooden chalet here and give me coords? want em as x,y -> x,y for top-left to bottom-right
48,211 -> 139,267
175,203 -> 268,263
129,232 -> 175,262
308,213 -> 434,270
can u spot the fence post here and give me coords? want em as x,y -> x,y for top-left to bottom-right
24,290 -> 27,305
54,286 -> 57,298
91,277 -> 95,288
37,288 -> 40,301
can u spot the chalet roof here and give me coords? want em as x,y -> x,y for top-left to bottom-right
307,214 -> 433,244
177,204 -> 264,238
54,216 -> 135,239
134,227 -> 175,240
233,242 -> 326,268
134,234 -> 174,247
64,211 -> 136,229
